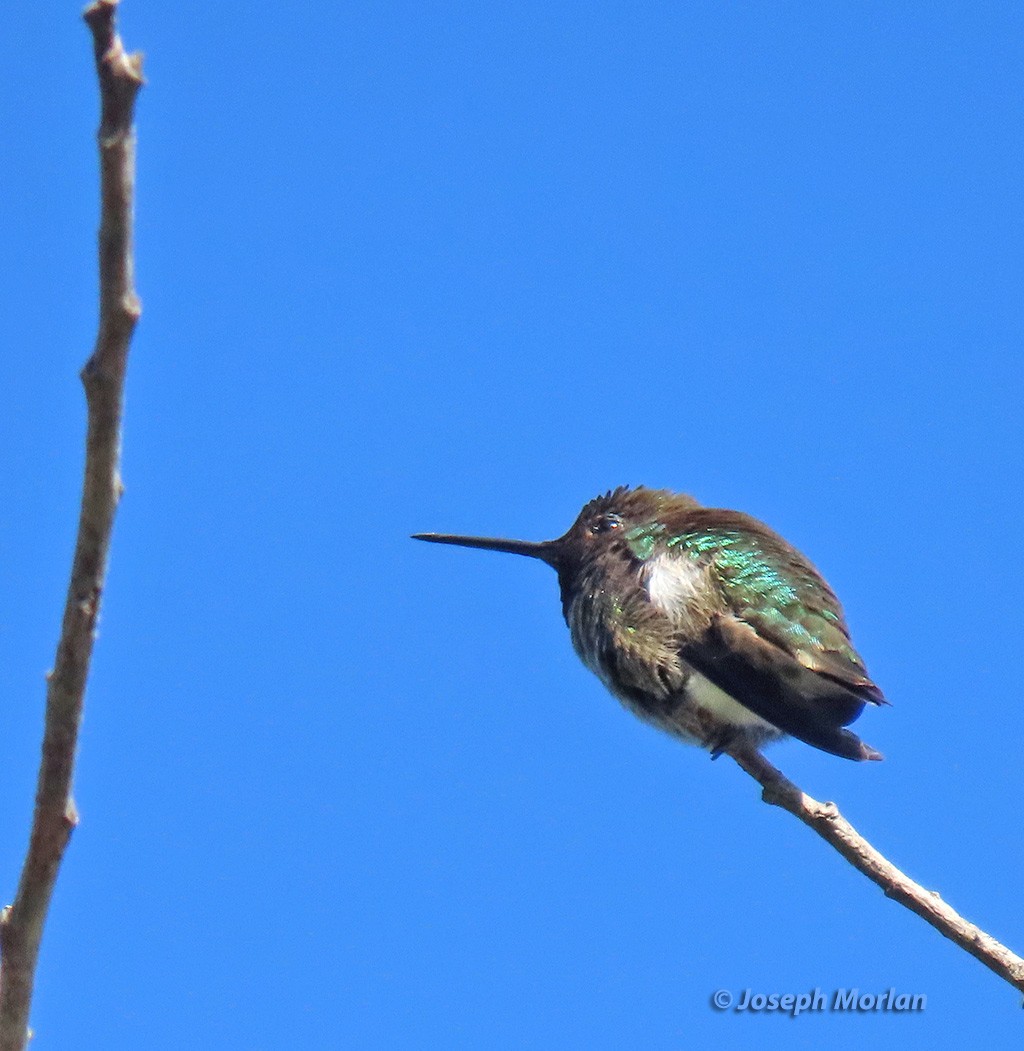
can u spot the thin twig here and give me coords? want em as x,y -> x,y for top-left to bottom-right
726,745 -> 1024,995
0,3 -> 142,1047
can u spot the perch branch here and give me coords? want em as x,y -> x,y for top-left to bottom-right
726,745 -> 1024,995
0,3 -> 143,1048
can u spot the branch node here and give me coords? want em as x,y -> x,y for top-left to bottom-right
122,292 -> 142,320
63,801 -> 80,831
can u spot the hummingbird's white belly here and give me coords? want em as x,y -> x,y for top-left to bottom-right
683,667 -> 778,733
597,660 -> 780,749
580,637 -> 779,746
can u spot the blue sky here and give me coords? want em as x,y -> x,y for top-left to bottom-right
2,2 -> 1023,1047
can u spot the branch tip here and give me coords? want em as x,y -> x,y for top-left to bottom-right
84,0 -> 145,97
726,745 -> 1024,995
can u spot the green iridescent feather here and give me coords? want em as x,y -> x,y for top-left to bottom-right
628,514 -> 875,692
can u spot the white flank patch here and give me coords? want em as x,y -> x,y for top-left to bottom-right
686,669 -> 777,731
644,554 -> 705,617
643,554 -> 779,736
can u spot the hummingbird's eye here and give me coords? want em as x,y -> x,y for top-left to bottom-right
590,513 -> 622,535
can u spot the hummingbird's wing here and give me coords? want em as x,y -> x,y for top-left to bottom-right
683,616 -> 883,760
667,511 -> 886,761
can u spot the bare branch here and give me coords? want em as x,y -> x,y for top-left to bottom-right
727,745 -> 1024,995
0,3 -> 143,1047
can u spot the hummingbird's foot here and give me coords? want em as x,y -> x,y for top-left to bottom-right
707,729 -> 743,761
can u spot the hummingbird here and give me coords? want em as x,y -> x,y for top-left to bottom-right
414,486 -> 886,761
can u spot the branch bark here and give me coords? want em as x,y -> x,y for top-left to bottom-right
0,3 -> 142,1047
726,745 -> 1024,995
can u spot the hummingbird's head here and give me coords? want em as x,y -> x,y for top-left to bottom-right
555,486 -> 700,569
412,486 -> 701,573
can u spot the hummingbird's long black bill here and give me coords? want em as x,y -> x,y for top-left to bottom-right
412,532 -> 560,568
